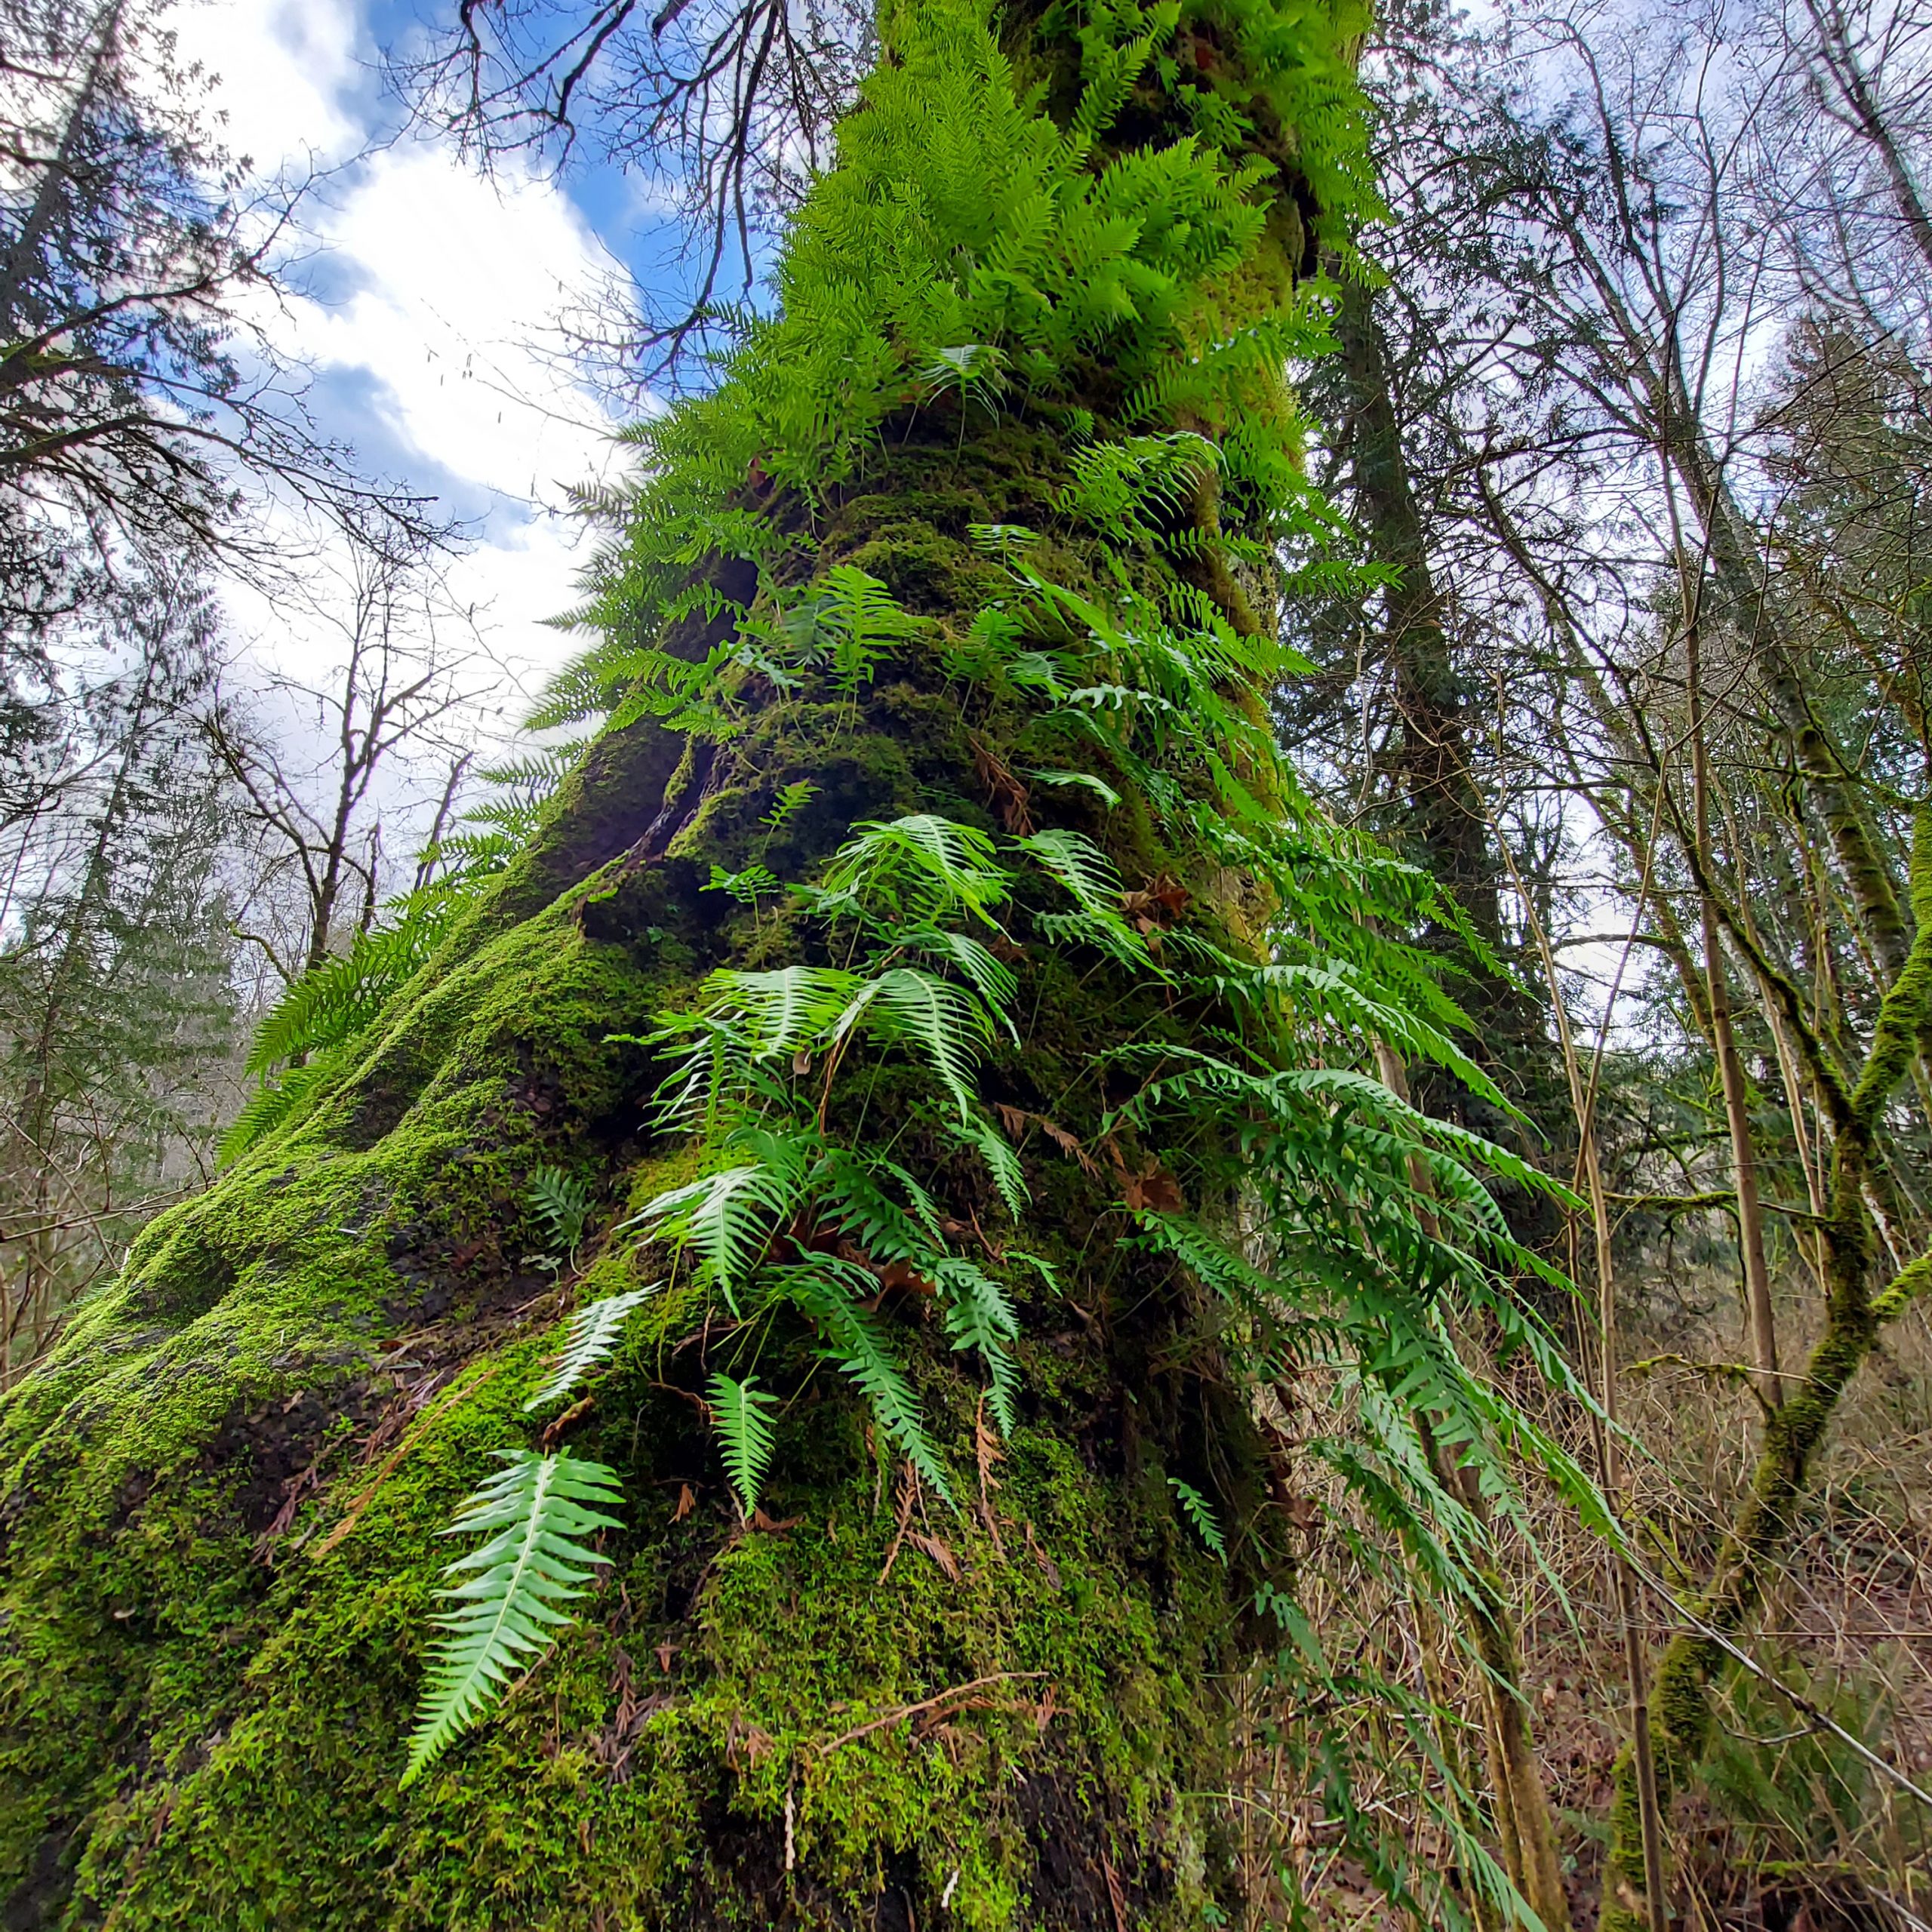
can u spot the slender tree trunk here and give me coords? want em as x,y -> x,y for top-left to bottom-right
1684,598 -> 1781,1404
0,0 -> 125,338
7,638 -> 165,1384
1601,811 -> 1932,1932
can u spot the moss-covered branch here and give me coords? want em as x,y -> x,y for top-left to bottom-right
1601,806 -> 1932,1932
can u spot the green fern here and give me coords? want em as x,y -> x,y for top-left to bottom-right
834,967 -> 992,1119
524,1286 -> 657,1411
707,1372 -> 781,1515
1168,1477 -> 1228,1564
780,1257 -> 953,1503
404,1450 -> 624,1782
526,1166 -> 594,1267
761,779 -> 819,835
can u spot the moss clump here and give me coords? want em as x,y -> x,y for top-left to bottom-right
0,0 -> 1377,1918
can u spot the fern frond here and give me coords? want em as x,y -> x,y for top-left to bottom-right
707,1372 -> 781,1514
627,1147 -> 809,1309
835,967 -> 993,1118
527,1166 -> 594,1258
1168,1476 -> 1227,1563
950,1112 -> 1029,1218
899,928 -> 1019,1035
1017,827 -> 1145,961
524,1286 -> 657,1411
777,1258 -> 953,1504
816,814 -> 1011,927
218,1058 -> 336,1164
404,1450 -> 624,1782
933,1255 -> 1022,1436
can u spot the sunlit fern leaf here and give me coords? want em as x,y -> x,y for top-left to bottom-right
707,1371 -> 781,1515
217,1057 -> 336,1165
817,814 -> 1010,927
902,928 -> 1019,1036
626,1149 -> 808,1311
1167,1476 -> 1226,1564
523,1286 -> 657,1411
835,967 -> 992,1120
705,964 -> 861,1059
403,1450 -> 624,1783
816,564 -> 923,692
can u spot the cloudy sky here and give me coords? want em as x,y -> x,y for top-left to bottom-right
170,0 -> 661,714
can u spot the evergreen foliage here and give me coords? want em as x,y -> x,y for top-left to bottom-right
522,1286 -> 657,1411
706,1371 -> 782,1515
403,1449 -> 626,1782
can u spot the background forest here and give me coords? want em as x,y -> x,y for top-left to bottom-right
4,0 -> 1932,1925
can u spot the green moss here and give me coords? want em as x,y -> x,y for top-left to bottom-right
0,0 -> 1377,1918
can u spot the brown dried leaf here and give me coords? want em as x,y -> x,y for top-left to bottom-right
878,1258 -> 936,1297
1023,1520 -> 1061,1590
1119,1162 -> 1183,1214
909,1531 -> 961,1581
970,734 -> 1033,835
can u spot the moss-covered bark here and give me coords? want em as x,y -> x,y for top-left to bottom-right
0,0 -> 1380,1921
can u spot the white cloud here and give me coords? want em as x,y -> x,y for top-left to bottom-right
288,146 -> 626,518
172,0 -> 634,703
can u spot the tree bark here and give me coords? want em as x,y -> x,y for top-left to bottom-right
0,4 -> 1358,1926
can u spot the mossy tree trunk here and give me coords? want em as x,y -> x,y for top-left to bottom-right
0,1 -> 1395,1926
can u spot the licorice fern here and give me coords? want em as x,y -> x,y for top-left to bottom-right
524,1287 -> 657,1412
1168,1478 -> 1227,1563
403,1450 -> 624,1782
380,0 -> 1604,1832
707,1372 -> 780,1515
525,1165 -> 594,1268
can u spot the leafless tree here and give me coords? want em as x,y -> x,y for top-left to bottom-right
202,546 -> 499,984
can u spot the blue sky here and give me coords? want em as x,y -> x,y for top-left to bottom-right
171,0 -> 678,709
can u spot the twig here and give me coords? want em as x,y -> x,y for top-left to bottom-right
816,1672 -> 1048,1756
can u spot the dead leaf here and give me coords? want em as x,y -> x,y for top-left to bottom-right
970,734 -> 1033,834
909,1531 -> 961,1580
1103,1852 -> 1128,1932
725,1714 -> 775,1770
974,1397 -> 1006,1557
539,1394 -> 595,1449
656,1641 -> 676,1675
672,1483 -> 696,1523
1119,1161 -> 1184,1214
878,1258 -> 936,1297
1023,1520 -> 1061,1590
878,1460 -> 918,1584
749,1507 -> 800,1534
995,1104 -> 1100,1176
